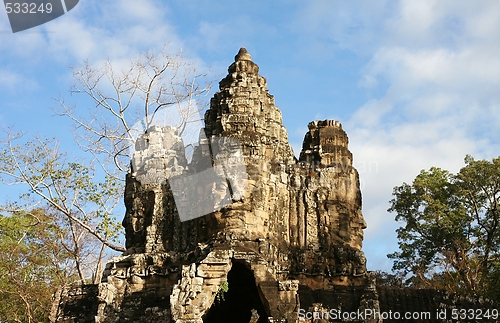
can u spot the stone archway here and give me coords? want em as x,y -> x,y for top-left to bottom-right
203,261 -> 268,323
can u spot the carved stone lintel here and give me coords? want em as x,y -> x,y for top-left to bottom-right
278,280 -> 299,291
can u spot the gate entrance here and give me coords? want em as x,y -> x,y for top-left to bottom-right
203,261 -> 268,323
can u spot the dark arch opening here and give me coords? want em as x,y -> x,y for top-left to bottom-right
203,261 -> 268,323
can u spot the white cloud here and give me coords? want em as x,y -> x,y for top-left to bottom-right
0,69 -> 38,91
0,0 -> 187,65
299,0 -> 500,271
349,121 -> 484,270
294,0 -> 391,54
0,0 -> 212,124
113,0 -> 168,24
198,21 -> 227,52
190,12 -> 280,59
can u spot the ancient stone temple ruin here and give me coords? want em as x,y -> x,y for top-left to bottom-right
50,49 -> 497,323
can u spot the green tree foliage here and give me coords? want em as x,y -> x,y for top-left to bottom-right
0,136 -> 123,252
0,135 -> 124,290
0,209 -> 77,323
388,155 -> 500,299
0,47 -> 212,319
373,270 -> 403,288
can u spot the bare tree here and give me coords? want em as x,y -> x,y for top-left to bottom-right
0,47 -> 213,305
59,46 -> 213,176
0,134 -> 124,254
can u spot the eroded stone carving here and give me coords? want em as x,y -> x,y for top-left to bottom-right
278,280 -> 299,292
50,47 -> 373,323
50,48 -> 495,323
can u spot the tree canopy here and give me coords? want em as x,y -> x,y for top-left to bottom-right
388,155 -> 500,300
0,209 -> 78,322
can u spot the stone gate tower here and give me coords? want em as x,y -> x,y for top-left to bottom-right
50,48 -> 380,323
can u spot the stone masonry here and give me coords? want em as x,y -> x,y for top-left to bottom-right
50,48 -> 498,323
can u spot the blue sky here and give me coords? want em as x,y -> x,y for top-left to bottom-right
1,0 -> 500,271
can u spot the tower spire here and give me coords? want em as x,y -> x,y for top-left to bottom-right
235,47 -> 252,61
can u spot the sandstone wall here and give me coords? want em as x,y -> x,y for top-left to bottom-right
51,48 -> 373,323
50,48 -> 405,323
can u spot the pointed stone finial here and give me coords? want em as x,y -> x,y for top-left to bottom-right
235,47 -> 252,61
227,47 -> 259,74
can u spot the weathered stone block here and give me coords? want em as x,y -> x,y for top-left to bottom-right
51,48 -> 495,323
